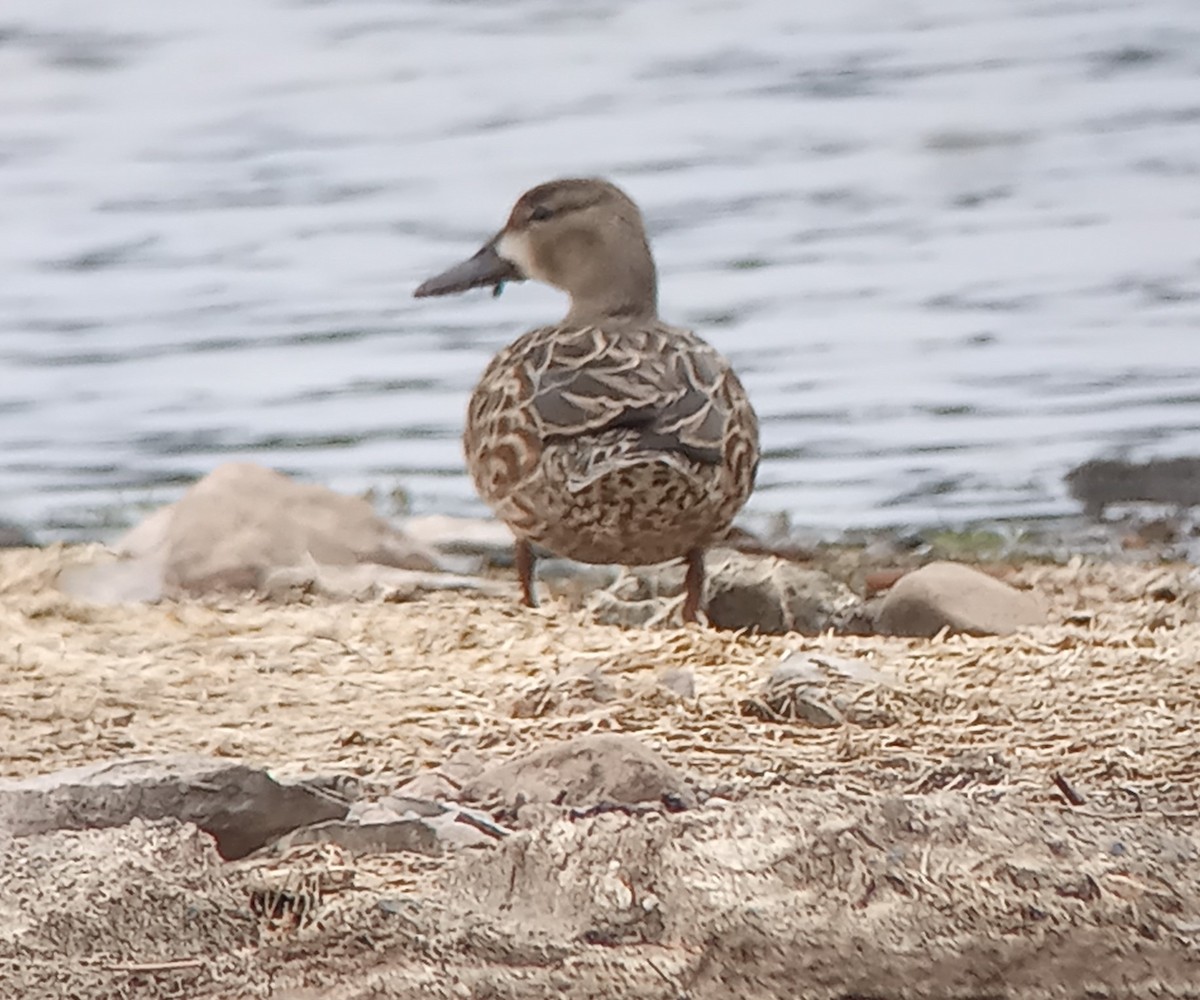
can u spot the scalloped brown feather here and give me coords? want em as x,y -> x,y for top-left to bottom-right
464,318 -> 759,566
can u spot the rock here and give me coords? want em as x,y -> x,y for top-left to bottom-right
116,502 -> 176,562
706,550 -> 858,633
111,462 -> 440,597
658,668 -> 696,699
587,590 -> 677,628
271,793 -> 509,855
877,560 -> 1045,637
350,794 -> 448,822
0,754 -> 353,860
1066,456 -> 1200,518
511,665 -> 618,719
741,652 -> 900,727
461,735 -> 693,818
438,787 -> 1200,991
269,817 -> 443,855
538,558 -> 623,605
864,568 -> 910,596
392,771 -> 466,801
0,518 -> 35,548
591,549 -> 857,633
439,748 -> 489,787
771,652 -> 890,687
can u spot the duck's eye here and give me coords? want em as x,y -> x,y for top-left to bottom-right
529,205 -> 554,222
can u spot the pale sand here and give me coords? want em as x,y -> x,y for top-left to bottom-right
1,544 -> 1197,998
3,545 -> 1195,794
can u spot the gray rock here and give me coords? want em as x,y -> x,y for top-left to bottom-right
1066,456 -> 1200,519
770,652 -> 892,687
588,590 -> 677,628
742,653 -> 900,727
592,549 -> 857,634
0,518 -> 35,548
0,755 -> 352,860
427,808 -> 510,848
461,734 -> 693,817
279,793 -> 509,854
269,817 -> 443,855
511,665 -> 619,718
705,550 -> 858,633
392,771 -> 466,801
350,794 -> 448,822
659,668 -> 696,699
877,561 -> 1045,637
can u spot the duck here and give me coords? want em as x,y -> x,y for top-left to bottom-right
414,178 -> 759,623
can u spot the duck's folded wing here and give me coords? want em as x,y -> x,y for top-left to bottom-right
529,327 -> 731,466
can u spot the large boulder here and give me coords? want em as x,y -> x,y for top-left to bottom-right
59,462 -> 440,600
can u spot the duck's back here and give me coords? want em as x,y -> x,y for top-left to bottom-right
464,320 -> 759,566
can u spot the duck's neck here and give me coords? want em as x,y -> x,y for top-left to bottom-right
563,256 -> 659,326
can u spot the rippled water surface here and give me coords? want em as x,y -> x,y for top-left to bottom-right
2,0 -> 1198,541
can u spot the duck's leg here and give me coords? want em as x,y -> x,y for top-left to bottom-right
682,547 -> 705,624
515,538 -> 539,607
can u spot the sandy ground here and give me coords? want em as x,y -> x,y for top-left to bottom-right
1,544 -> 1199,998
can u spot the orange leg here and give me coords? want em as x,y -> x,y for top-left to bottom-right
515,538 -> 538,607
682,548 -> 705,624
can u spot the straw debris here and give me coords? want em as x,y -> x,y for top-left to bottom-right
0,545 -> 1198,997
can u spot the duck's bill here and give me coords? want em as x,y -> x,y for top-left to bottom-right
414,240 -> 523,299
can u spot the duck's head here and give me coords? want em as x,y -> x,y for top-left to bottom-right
414,178 -> 659,323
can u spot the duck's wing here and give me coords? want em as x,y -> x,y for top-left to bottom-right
526,324 -> 740,466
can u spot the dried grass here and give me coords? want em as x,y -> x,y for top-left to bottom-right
2,546 -> 1198,812
2,545 -> 1199,998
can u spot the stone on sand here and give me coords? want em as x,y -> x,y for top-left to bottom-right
268,817 -> 444,855
878,560 -> 1046,637
461,734 -> 693,818
742,652 -> 900,727
705,550 -> 858,633
0,754 -> 352,860
591,549 -> 857,633
60,462 -> 441,601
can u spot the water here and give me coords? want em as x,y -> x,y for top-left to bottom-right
2,0 -> 1198,542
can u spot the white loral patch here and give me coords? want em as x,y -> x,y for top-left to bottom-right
496,230 -> 540,282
